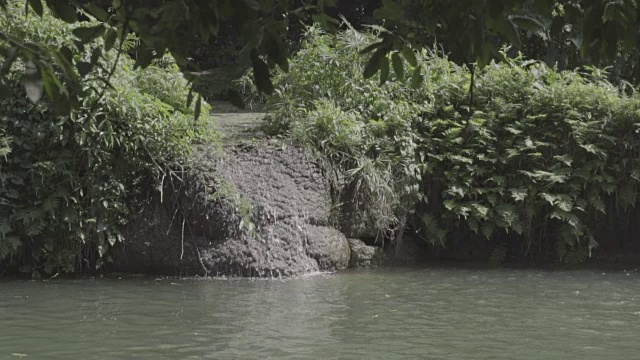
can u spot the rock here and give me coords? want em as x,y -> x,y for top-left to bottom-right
348,238 -> 384,268
113,140 -> 352,277
305,226 -> 350,271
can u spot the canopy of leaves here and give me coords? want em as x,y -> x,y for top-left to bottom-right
360,0 -> 640,84
2,0 -> 640,115
0,0 -> 336,113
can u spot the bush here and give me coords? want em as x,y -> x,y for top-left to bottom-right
265,25 -> 640,262
0,4 -> 214,275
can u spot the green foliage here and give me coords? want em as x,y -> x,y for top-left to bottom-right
0,5 -> 214,275
0,0 -> 326,114
3,0 -> 640,114
364,0 -> 640,85
265,26 -> 640,261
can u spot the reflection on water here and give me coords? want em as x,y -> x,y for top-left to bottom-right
2,267 -> 640,359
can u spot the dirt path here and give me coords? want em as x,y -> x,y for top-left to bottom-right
210,101 -> 266,142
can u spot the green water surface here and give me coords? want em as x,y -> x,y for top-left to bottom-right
2,267 -> 640,359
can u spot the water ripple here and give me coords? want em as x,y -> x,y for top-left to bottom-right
1,268 -> 640,359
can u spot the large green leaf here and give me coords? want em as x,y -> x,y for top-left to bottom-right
44,0 -> 77,23
363,47 -> 387,79
391,52 -> 404,79
27,0 -> 43,17
72,25 -> 105,43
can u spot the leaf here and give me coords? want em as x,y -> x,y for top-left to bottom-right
76,61 -> 93,77
107,233 -> 116,246
135,45 -> 154,68
443,200 -> 457,211
60,46 -> 74,63
43,196 -> 58,214
84,3 -> 109,21
619,181 -> 637,209
194,95 -> 202,121
103,28 -> 118,51
27,0 -> 43,16
364,48 -> 387,79
510,188 -> 527,202
44,0 -> 77,23
72,25 -> 105,43
495,203 -> 519,228
251,50 -> 274,94
40,66 -> 61,104
186,85 -> 194,108
553,154 -> 573,166
471,203 -> 489,219
391,52 -> 404,79
589,195 -> 606,214
23,61 -> 43,103
556,194 -> 573,212
360,41 -> 383,54
379,55 -> 390,85
90,47 -> 102,65
410,65 -> 423,89
265,32 -> 289,72
481,222 -> 495,239
401,46 -> 417,67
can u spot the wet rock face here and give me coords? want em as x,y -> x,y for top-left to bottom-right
115,141 -> 352,277
347,238 -> 384,268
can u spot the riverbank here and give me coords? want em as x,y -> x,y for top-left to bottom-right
102,101 -> 640,278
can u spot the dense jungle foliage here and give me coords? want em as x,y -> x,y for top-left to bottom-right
2,0 -> 640,273
264,26 -> 640,263
3,1 -> 639,115
0,5 -> 213,276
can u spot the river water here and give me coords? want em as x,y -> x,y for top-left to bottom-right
2,267 -> 640,359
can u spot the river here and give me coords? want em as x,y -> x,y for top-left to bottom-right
1,267 -> 640,359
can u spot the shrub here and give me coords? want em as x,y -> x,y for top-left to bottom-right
0,3 -> 214,275
265,24 -> 640,262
